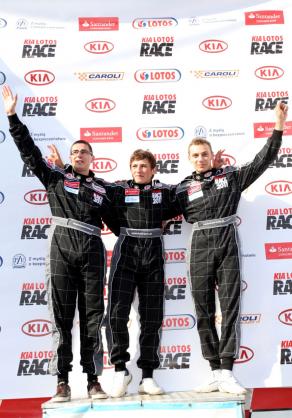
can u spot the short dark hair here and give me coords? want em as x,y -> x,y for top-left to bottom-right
129,149 -> 156,169
70,140 -> 93,154
188,138 -> 213,155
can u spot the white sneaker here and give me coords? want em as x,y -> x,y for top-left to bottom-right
193,370 -> 221,393
219,370 -> 246,395
138,378 -> 164,395
110,371 -> 132,398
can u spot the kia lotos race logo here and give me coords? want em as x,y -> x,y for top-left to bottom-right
234,346 -> 254,363
142,94 -> 176,114
134,69 -> 181,83
199,39 -> 228,53
132,18 -> 178,29
24,70 -> 55,86
162,314 -> 196,331
270,147 -> 292,168
280,340 -> 292,364
21,319 -> 52,337
17,351 -> 53,376
154,153 -> 180,174
20,283 -> 47,306
79,17 -> 119,31
265,242 -> 292,260
245,10 -> 284,25
255,66 -> 284,80
140,36 -> 174,57
86,98 -> 115,113
202,96 -> 232,110
164,275 -> 187,301
159,344 -> 191,370
21,217 -> 52,240
91,158 -> 117,173
251,35 -> 283,55
137,127 -> 184,141
266,207 -> 292,230
163,215 -> 183,236
255,91 -> 288,111
23,96 -> 58,117
265,180 -> 292,196
278,309 -> 292,326
24,189 -> 48,205
274,272 -> 292,296
22,40 -> 57,58
84,40 -> 114,54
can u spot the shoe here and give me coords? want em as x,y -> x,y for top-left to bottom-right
193,370 -> 221,393
219,370 -> 246,395
51,382 -> 71,402
110,370 -> 132,398
88,381 -> 108,399
138,378 -> 164,395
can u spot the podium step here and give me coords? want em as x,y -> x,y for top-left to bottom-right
42,390 -> 246,418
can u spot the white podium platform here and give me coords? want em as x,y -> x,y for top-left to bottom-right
42,390 -> 247,418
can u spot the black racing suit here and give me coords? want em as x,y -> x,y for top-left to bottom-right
175,130 -> 282,367
105,179 -> 179,371
9,114 -> 116,377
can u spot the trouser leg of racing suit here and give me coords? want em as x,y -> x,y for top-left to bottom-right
189,225 -> 241,367
47,227 -> 106,376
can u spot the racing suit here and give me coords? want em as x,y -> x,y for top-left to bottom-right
175,130 -> 282,367
9,114 -> 116,377
105,179 -> 179,371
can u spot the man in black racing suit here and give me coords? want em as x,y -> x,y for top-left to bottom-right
105,149 -> 179,397
2,84 -> 118,402
175,101 -> 288,395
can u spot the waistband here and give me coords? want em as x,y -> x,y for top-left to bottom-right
120,227 -> 162,238
52,216 -> 101,236
192,215 -> 237,231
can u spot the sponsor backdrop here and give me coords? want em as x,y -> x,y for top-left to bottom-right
0,0 -> 291,400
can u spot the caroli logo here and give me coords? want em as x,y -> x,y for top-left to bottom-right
202,96 -> 232,110
134,69 -> 181,83
265,180 -> 292,196
162,314 -> 196,331
136,127 -> 184,141
132,17 -> 178,29
255,66 -> 284,80
199,39 -> 228,53
84,40 -> 114,54
24,189 -> 48,205
222,154 -> 236,166
21,319 -> 52,337
86,98 -> 115,113
91,158 -> 117,173
234,346 -> 254,364
24,70 -> 55,86
278,309 -> 292,325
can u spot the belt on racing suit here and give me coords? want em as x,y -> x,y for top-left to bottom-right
120,227 -> 162,238
52,216 -> 101,236
192,214 -> 237,231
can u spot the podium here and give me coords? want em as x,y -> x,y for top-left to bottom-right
250,388 -> 292,417
42,390 -> 247,418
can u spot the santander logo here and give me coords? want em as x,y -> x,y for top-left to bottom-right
84,41 -> 114,54
24,70 -> 55,86
265,180 -> 292,196
255,66 -> 284,80
202,96 -> 232,110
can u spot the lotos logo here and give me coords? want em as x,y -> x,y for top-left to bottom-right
199,39 -> 228,53
21,319 -> 52,337
203,96 -> 232,110
91,158 -> 117,173
132,17 -> 178,29
278,309 -> 292,325
137,126 -> 184,141
24,70 -> 55,86
255,66 -> 284,80
134,69 -> 181,83
265,180 -> 292,196
164,249 -> 186,263
162,314 -> 196,331
24,189 -> 48,205
85,98 -> 115,113
234,346 -> 254,364
222,153 -> 236,166
84,40 -> 114,54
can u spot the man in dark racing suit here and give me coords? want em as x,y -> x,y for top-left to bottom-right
175,101 -> 288,395
2,84 -> 117,402
105,149 -> 179,397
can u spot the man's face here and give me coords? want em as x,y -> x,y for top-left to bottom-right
70,143 -> 94,175
130,158 -> 156,184
188,143 -> 213,173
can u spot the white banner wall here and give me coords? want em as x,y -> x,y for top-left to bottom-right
0,0 -> 291,400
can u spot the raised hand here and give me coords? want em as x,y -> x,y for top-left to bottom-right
47,144 -> 64,168
2,84 -> 18,116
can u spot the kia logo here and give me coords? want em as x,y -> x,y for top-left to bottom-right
202,96 -> 232,110
241,280 -> 248,291
91,158 -> 117,173
255,66 -> 284,80
265,180 -> 292,196
0,192 -> 4,204
0,71 -> 6,85
222,153 -> 236,166
199,39 -> 228,53
85,98 -> 115,113
21,319 -> 52,337
278,309 -> 292,325
24,70 -> 55,86
234,346 -> 254,363
24,189 -> 48,205
84,41 -> 114,54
